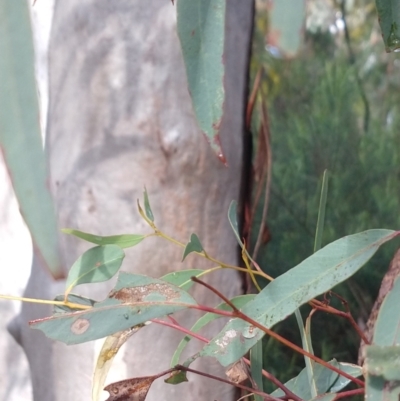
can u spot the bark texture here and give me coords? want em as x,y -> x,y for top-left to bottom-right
10,1 -> 254,400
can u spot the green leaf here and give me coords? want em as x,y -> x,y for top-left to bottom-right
164,370 -> 188,385
250,339 -> 263,401
375,0 -> 400,52
65,245 -> 125,296
365,276 -> 400,400
366,345 -> 400,381
62,228 -> 145,249
270,360 -> 341,399
0,0 -> 62,278
228,201 -> 244,247
329,363 -> 362,392
143,187 -> 154,222
161,269 -> 205,291
267,0 -> 306,58
175,295 -> 254,367
182,234 -> 204,261
30,272 -> 197,344
314,170 -> 329,253
198,230 -> 398,366
177,0 -> 226,160
372,275 -> 400,346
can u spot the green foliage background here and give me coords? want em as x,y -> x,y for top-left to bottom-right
250,0 -> 400,392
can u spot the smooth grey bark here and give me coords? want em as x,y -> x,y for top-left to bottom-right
11,1 -> 254,400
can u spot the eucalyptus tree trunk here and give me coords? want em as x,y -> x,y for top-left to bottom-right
11,1 -> 254,400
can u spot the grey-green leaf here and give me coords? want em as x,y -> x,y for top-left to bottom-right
30,272 -> 197,344
161,269 -> 205,291
177,0 -> 226,160
143,187 -> 154,222
175,295 -> 254,367
228,201 -> 244,247
199,230 -> 398,366
62,228 -> 145,249
271,360 -> 361,399
375,0 -> 400,52
182,234 -> 204,261
0,0 -> 62,278
372,274 -> 400,346
65,245 -> 125,295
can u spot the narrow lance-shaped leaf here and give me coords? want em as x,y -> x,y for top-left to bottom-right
0,0 -> 62,278
177,0 -> 226,161
143,187 -> 154,222
64,245 -> 125,298
30,272 -> 197,345
62,228 -> 145,249
195,229 -> 398,367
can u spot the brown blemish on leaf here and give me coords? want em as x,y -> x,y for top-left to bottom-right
110,283 -> 180,303
104,376 -> 156,401
71,318 -> 90,335
225,360 -> 248,384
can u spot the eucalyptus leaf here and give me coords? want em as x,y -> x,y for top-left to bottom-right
31,272 -> 197,345
0,0 -> 61,278
62,229 -> 145,249
182,234 -> 204,261
171,295 -> 254,367
143,187 -> 154,222
65,245 -> 125,296
270,360 -> 348,399
197,230 -> 398,366
161,269 -> 204,291
177,0 -> 226,160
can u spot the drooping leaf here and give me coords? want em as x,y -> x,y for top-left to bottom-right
93,327 -> 142,401
172,295 -> 254,367
161,269 -> 204,291
64,245 -> 125,297
182,234 -> 204,261
267,0 -> 306,58
143,187 -> 154,222
30,272 -> 197,344
270,360 -> 360,399
177,0 -> 226,160
62,229 -> 145,249
198,230 -> 398,366
295,310 -> 317,398
250,339 -> 264,401
228,201 -> 244,247
0,0 -> 62,278
104,375 -> 157,401
375,0 -> 400,52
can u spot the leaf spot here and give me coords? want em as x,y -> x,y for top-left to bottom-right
110,283 -> 180,303
71,318 -> 90,335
